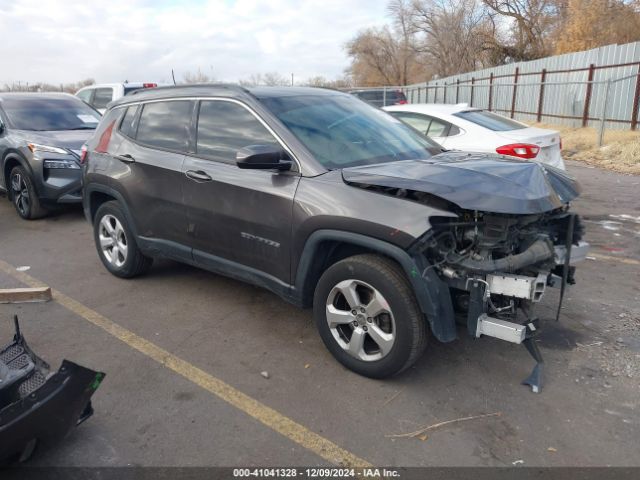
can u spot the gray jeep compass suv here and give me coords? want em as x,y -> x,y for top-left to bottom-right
82,85 -> 587,390
0,93 -> 101,219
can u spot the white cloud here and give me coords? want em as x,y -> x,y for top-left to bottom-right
0,0 -> 390,85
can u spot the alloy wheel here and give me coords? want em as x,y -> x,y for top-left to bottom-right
11,172 -> 30,217
325,279 -> 396,361
98,214 -> 128,268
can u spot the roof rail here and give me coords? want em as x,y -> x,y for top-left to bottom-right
129,83 -> 251,96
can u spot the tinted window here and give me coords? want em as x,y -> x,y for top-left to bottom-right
119,106 -> 139,138
454,110 -> 526,131
92,88 -> 114,109
196,101 -> 280,163
260,94 -> 440,169
136,101 -> 192,152
1,96 -> 101,131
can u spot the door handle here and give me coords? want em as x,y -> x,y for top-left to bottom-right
116,153 -> 135,163
185,170 -> 212,182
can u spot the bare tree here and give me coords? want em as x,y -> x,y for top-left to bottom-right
482,0 -> 559,61
182,69 -> 215,84
410,0 -> 497,77
554,0 -> 640,54
346,0 -> 423,85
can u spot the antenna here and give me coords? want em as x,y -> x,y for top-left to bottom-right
172,69 -> 177,86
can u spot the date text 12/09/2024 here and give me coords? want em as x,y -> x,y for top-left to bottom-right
233,468 -> 401,478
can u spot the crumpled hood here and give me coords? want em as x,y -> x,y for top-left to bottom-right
341,151 -> 581,214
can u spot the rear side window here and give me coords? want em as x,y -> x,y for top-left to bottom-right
392,112 -> 430,135
454,110 -> 526,131
196,100 -> 280,164
92,88 -> 114,109
136,101 -> 192,152
391,112 -> 460,138
119,106 -> 139,138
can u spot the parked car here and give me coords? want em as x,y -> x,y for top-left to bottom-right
82,86 -> 586,390
76,82 -> 160,114
348,88 -> 407,108
384,103 -> 566,169
0,93 -> 101,219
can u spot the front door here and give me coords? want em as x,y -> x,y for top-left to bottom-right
182,99 -> 300,284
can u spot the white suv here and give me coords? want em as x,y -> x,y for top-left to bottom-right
75,82 -> 161,113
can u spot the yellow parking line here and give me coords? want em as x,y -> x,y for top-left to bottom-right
590,253 -> 640,266
0,259 -> 371,468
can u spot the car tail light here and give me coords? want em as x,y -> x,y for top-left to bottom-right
143,83 -> 157,88
559,137 -> 563,150
396,90 -> 408,104
80,145 -> 88,164
496,143 -> 540,159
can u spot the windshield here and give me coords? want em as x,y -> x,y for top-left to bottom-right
1,96 -> 101,131
259,94 -> 440,169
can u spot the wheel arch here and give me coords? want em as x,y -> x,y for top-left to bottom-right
2,153 -> 32,195
84,184 -> 139,237
294,229 -> 457,342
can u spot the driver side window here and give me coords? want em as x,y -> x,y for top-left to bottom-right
196,101 -> 280,164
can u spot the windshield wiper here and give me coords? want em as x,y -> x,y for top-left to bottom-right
69,125 -> 97,130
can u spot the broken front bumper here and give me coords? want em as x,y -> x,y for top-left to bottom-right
0,317 -> 105,463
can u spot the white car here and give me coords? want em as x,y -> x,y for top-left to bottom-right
76,82 -> 162,114
384,103 -> 565,170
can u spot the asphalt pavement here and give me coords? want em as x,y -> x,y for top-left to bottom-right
0,160 -> 638,467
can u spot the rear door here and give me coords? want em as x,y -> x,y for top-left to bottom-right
182,99 -> 300,283
115,100 -> 194,257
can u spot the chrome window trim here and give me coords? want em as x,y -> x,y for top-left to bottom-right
111,97 -> 302,173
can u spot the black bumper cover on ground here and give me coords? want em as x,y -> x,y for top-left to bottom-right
0,317 -> 105,463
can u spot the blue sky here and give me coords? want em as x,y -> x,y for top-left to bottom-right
0,0 -> 390,85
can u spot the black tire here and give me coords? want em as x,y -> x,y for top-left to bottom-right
9,166 -> 48,219
313,254 -> 427,379
93,201 -> 153,278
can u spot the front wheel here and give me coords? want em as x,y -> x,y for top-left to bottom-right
9,166 -> 48,219
313,254 -> 427,378
93,201 -> 153,278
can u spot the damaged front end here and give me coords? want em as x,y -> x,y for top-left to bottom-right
342,154 -> 591,392
0,316 -> 105,463
413,208 -> 589,392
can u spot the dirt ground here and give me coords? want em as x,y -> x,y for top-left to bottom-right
533,122 -> 640,174
0,160 -> 638,467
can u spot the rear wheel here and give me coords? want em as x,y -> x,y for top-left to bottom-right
9,166 -> 47,220
93,201 -> 153,278
313,254 -> 427,378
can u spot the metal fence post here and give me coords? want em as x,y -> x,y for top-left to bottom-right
470,77 -> 475,107
510,67 -> 519,118
456,79 -> 460,104
537,69 -> 547,123
598,78 -> 612,147
444,81 -> 448,103
488,73 -> 494,111
582,64 -> 596,127
631,66 -> 640,131
383,86 -> 387,107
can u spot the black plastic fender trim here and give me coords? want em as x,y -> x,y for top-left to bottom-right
294,229 -> 457,343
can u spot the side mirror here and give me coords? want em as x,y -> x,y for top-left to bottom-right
236,145 -> 292,171
0,120 -> 4,135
